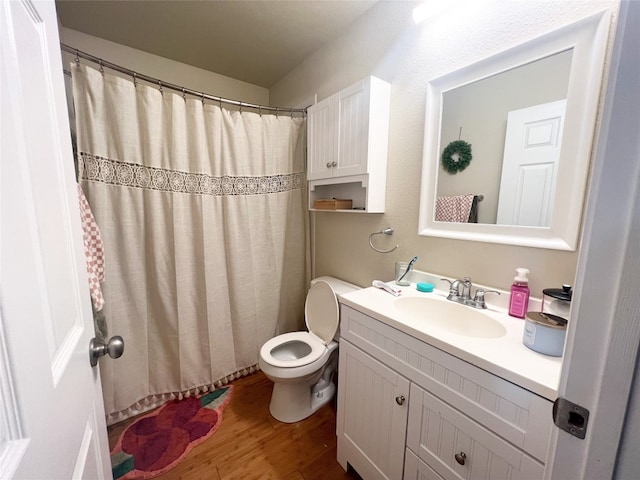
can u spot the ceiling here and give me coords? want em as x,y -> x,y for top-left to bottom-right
55,0 -> 380,88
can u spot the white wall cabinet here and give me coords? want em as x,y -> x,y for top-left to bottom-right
337,305 -> 553,480
307,76 -> 390,213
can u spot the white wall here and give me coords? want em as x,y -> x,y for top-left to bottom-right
271,0 -> 620,296
59,28 -> 269,105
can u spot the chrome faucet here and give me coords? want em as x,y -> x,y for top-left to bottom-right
460,277 -> 473,304
440,277 -> 500,309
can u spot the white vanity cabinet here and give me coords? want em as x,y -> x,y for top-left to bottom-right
307,76 -> 390,213
337,340 -> 409,480
336,305 -> 553,480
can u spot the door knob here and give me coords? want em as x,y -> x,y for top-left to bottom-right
89,335 -> 124,367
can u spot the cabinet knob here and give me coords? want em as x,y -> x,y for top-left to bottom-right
454,452 -> 467,465
326,162 -> 332,168
395,395 -> 405,406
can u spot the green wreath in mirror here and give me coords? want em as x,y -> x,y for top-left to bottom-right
441,140 -> 472,174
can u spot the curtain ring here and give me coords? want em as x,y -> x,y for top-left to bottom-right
132,72 -> 137,87
158,80 -> 163,95
369,227 -> 399,254
239,102 -> 243,114
182,88 -> 186,101
289,108 -> 294,118
258,106 -> 262,117
201,93 -> 205,105
275,107 -> 279,118
98,59 -> 104,74
218,97 -> 222,108
74,49 -> 80,66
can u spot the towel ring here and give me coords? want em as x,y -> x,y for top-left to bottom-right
369,227 -> 399,254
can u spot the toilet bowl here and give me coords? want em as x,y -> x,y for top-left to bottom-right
259,276 -> 359,423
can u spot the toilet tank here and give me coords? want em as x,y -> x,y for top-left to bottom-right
311,276 -> 360,300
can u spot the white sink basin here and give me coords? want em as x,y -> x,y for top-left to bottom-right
394,296 -> 507,338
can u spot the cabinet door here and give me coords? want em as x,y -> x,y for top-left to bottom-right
407,384 -> 544,480
337,340 -> 410,480
307,94 -> 337,180
336,79 -> 370,177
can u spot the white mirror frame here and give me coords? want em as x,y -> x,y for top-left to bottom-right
418,11 -> 611,250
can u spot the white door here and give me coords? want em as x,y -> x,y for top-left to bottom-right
496,99 -> 566,227
0,1 -> 111,479
545,2 -> 640,478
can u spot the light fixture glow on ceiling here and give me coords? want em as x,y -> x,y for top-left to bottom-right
412,0 -> 462,24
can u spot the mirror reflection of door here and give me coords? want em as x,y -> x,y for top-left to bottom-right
496,99 -> 566,226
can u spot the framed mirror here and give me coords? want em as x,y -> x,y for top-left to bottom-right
418,11 -> 611,250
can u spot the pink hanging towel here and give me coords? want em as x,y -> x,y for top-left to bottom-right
77,184 -> 105,311
435,194 -> 475,222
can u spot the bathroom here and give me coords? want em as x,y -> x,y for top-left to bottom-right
1,0 -> 638,478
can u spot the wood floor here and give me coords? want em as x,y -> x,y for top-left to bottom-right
108,371 -> 362,480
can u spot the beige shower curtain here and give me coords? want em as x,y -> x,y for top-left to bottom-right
71,64 -> 309,425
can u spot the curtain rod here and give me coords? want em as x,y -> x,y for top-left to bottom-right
60,43 -> 307,116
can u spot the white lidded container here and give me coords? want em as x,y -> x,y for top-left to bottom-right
523,312 -> 568,357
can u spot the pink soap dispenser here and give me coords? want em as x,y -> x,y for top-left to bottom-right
509,268 -> 530,319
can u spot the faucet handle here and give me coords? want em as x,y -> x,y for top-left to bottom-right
440,278 -> 461,301
473,288 -> 501,309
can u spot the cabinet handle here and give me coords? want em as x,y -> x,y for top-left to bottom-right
331,161 -> 337,167
395,395 -> 405,406
326,162 -> 332,168
454,452 -> 467,465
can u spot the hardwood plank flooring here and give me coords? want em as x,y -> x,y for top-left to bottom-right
108,371 -> 362,479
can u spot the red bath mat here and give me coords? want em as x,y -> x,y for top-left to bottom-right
111,386 -> 233,480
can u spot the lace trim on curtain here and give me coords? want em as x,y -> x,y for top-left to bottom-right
105,364 -> 261,426
78,152 -> 304,196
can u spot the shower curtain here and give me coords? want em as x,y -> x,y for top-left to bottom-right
71,63 -> 309,425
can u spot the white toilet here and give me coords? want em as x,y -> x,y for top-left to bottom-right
259,276 -> 359,423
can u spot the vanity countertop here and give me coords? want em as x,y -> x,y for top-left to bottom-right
339,284 -> 562,401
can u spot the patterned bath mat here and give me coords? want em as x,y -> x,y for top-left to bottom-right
111,386 -> 233,480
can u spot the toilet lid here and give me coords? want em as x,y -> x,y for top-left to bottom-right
305,280 -> 339,345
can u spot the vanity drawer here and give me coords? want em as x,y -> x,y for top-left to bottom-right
404,449 -> 446,480
407,383 -> 544,480
341,305 -> 552,461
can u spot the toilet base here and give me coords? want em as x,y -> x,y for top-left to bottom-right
269,377 -> 336,423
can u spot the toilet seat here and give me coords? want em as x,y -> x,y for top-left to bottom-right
260,331 -> 326,368
260,280 -> 339,369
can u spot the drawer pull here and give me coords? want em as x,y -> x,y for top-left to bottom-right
454,452 -> 467,465
395,395 -> 405,405
326,162 -> 332,168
